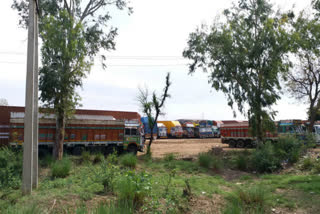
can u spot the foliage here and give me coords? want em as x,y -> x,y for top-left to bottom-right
183,0 -> 291,142
224,186 -> 269,214
115,171 -> 152,207
301,157 -> 314,170
39,154 -> 54,167
51,157 -> 72,178
252,143 -> 281,173
12,0 -> 132,160
81,151 -> 91,163
0,148 -> 22,189
273,136 -> 303,164
234,153 -> 250,171
198,152 -> 222,170
120,153 -> 137,168
164,153 -> 176,162
286,10 -> 320,131
138,73 -> 171,154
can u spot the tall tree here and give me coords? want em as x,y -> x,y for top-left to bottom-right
286,10 -> 320,131
183,0 -> 291,142
138,73 -> 171,154
13,0 -> 131,160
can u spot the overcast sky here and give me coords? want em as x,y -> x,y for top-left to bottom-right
0,0 -> 311,121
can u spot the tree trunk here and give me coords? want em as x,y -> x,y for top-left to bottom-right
147,129 -> 153,155
53,112 -> 65,160
309,106 -> 317,133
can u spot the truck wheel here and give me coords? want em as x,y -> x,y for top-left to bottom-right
237,140 -> 245,148
229,140 -> 236,148
127,144 -> 138,155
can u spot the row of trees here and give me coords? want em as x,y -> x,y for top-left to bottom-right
183,0 -> 320,142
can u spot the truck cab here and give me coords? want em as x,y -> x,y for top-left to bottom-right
124,121 -> 144,153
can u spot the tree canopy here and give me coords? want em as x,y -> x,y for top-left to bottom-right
183,0 -> 291,141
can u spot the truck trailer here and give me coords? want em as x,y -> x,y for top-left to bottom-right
0,106 -> 144,155
158,121 -> 183,138
141,117 -> 158,140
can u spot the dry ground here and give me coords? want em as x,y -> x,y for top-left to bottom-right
143,138 -> 227,158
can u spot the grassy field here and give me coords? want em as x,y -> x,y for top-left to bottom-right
0,144 -> 320,214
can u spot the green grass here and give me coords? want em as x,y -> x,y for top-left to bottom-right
51,157 -> 72,178
120,154 -> 137,168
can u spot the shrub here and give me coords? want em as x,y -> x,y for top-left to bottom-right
224,186 -> 268,214
313,161 -> 320,174
198,152 -> 222,170
0,148 -> 22,189
251,143 -> 281,173
40,155 -> 54,167
51,158 -> 72,178
164,153 -> 176,162
81,151 -> 91,163
198,153 -> 212,168
235,153 -> 249,171
301,157 -> 314,170
115,171 -> 151,207
120,154 -> 137,168
274,136 -> 302,164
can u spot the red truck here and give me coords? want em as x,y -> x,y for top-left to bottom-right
220,121 -> 277,148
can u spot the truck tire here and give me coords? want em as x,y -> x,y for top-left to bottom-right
127,144 -> 138,155
237,140 -> 245,148
229,140 -> 236,148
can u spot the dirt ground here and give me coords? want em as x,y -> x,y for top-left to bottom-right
142,138 -> 227,158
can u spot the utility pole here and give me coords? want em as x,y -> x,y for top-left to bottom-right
22,0 -> 39,195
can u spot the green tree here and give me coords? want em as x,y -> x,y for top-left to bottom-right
12,0 -> 131,160
183,0 -> 291,142
138,73 -> 171,155
286,7 -> 320,131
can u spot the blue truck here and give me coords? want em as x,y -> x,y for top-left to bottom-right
141,117 -> 158,140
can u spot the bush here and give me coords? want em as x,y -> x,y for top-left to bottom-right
40,155 -> 54,167
235,154 -> 249,171
301,157 -> 314,170
198,152 -> 222,170
120,154 -> 137,168
51,158 -> 72,178
115,171 -> 151,207
224,186 -> 268,214
273,136 -> 302,164
251,143 -> 281,173
81,151 -> 91,163
164,153 -> 176,162
313,161 -> 320,174
0,148 -> 22,189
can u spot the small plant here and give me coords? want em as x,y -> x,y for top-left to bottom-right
40,154 -> 54,167
0,147 -> 22,189
94,200 -> 134,214
120,154 -> 137,168
274,136 -> 302,164
235,153 -> 249,171
301,157 -> 314,170
164,153 -> 176,162
198,152 -> 212,168
313,161 -> 320,174
198,152 -> 222,170
81,151 -> 91,163
115,171 -> 152,207
51,158 -> 72,178
224,186 -> 269,214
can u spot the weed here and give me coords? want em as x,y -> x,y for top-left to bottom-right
51,158 -> 72,178
313,161 -> 320,174
120,153 -> 137,168
94,200 -> 134,214
115,171 -> 151,207
164,153 -> 176,162
235,153 -> 249,171
198,152 -> 212,168
224,186 -> 269,214
252,143 -> 281,173
81,151 -> 91,163
0,147 -> 22,189
40,155 -> 54,167
274,136 -> 303,164
301,157 -> 314,170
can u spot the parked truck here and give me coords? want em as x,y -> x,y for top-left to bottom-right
158,121 -> 183,138
141,117 -> 158,140
157,123 -> 168,138
220,120 -> 307,148
181,121 -> 195,138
